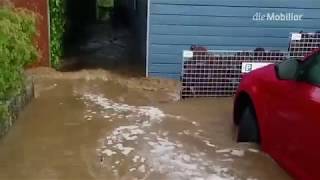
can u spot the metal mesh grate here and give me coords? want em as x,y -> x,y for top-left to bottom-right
181,32 -> 320,98
181,50 -> 289,98
289,32 -> 320,58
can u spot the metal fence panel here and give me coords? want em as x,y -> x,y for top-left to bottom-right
181,32 -> 320,98
181,50 -> 289,98
289,32 -> 320,58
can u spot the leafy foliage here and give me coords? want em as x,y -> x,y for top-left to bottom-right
0,7 -> 37,123
49,0 -> 65,69
98,0 -> 114,7
0,7 -> 38,100
0,104 -> 8,123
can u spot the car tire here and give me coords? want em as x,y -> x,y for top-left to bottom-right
237,105 -> 260,143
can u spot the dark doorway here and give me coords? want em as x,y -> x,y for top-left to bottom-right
64,0 -> 96,45
62,0 -> 146,76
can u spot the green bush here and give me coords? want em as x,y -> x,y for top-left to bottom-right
0,7 -> 38,100
0,104 -> 8,123
49,0 -> 65,69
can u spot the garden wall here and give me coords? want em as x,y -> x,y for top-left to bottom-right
0,7 -> 38,137
11,0 -> 50,66
0,80 -> 34,138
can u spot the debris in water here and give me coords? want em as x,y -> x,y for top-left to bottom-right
248,148 -> 259,153
112,169 -> 119,175
231,150 -> 245,157
192,121 -> 200,126
102,149 -> 116,156
216,149 -> 231,153
142,121 -> 151,127
220,158 -> 234,162
183,130 -> 191,135
121,147 -> 134,155
129,168 -> 136,172
176,143 -> 183,148
162,131 -> 169,136
133,155 -> 140,163
203,140 -> 216,148
206,174 -> 232,180
138,165 -> 146,173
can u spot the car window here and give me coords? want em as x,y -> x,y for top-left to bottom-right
276,58 -> 299,80
300,54 -> 320,85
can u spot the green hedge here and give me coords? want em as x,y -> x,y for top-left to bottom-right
0,7 -> 38,119
49,0 -> 65,69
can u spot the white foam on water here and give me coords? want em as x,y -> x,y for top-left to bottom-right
216,149 -> 232,153
133,155 -> 140,163
138,165 -> 146,173
100,125 -> 146,157
206,174 -> 235,180
192,121 -> 200,126
129,168 -> 136,172
203,140 -> 216,148
220,158 -> 234,162
146,134 -> 237,180
102,149 -> 116,156
248,148 -> 259,153
81,93 -> 165,122
230,150 -> 245,157
77,92 -> 254,180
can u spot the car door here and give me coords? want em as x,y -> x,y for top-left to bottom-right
263,59 -> 301,161
270,54 -> 320,179
282,54 -> 320,179
288,82 -> 320,180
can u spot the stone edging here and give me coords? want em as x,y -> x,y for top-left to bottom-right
0,79 -> 34,138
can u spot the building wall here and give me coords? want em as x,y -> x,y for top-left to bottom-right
147,0 -> 320,79
11,0 -> 50,66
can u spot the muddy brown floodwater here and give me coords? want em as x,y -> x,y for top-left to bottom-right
0,74 -> 292,180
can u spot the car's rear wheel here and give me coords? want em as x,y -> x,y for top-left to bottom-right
237,105 -> 260,143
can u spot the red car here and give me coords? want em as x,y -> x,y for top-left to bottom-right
234,49 -> 320,180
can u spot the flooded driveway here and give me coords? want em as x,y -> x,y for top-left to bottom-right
0,76 -> 291,180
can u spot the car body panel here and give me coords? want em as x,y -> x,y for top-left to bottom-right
234,57 -> 320,180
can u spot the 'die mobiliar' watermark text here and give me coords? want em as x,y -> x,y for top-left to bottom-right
253,12 -> 303,21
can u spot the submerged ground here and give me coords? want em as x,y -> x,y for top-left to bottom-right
0,22 -> 291,180
0,74 -> 291,180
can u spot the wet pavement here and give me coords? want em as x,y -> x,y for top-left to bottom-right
0,78 -> 292,180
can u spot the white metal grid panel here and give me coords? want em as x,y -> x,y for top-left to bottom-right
181,50 -> 288,98
181,32 -> 320,98
289,32 -> 320,58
